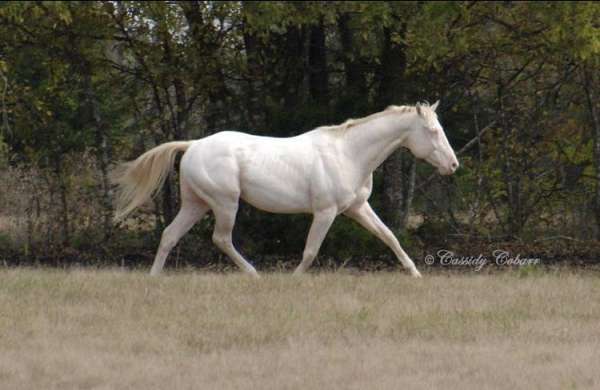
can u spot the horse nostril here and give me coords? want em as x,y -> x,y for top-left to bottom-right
451,162 -> 458,170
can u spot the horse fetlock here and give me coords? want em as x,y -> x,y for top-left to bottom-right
149,266 -> 163,276
302,249 -> 317,261
292,267 -> 305,275
410,268 -> 422,278
160,239 -> 177,252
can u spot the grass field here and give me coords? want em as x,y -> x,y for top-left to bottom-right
1,268 -> 599,389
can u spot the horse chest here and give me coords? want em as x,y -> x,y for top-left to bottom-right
307,168 -> 368,212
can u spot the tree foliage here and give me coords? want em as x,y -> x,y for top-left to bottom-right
1,1 -> 599,265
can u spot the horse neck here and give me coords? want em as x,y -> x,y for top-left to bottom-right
342,112 -> 415,176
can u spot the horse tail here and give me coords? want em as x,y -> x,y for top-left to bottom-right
110,141 -> 193,222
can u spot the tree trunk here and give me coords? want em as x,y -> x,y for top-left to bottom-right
280,25 -> 306,110
497,83 -> 522,238
94,111 -> 113,240
83,71 -> 113,240
377,25 -> 413,232
376,26 -> 406,109
54,158 -> 70,247
308,18 -> 329,108
173,77 -> 188,139
400,156 -> 416,230
383,152 -> 416,231
582,64 -> 600,239
242,29 -> 261,128
182,1 -> 229,132
383,152 -> 403,229
337,13 -> 368,117
241,2 -> 267,129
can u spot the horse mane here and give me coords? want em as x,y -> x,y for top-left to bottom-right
320,103 -> 433,135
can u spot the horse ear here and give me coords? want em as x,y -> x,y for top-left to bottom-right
431,100 -> 440,112
416,103 -> 424,118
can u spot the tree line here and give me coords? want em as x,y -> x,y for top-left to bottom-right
1,1 -> 599,267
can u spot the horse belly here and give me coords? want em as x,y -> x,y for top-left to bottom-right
239,153 -> 312,213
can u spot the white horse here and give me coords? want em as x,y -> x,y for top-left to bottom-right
111,101 -> 458,278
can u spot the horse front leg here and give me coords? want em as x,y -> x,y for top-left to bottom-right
293,208 -> 337,274
344,202 -> 422,278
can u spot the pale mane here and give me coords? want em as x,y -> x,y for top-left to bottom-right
319,104 -> 427,135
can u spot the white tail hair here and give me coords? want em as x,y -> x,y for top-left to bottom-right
110,141 -> 192,222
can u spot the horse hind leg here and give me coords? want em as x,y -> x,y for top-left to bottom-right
211,200 -> 259,278
150,199 -> 209,276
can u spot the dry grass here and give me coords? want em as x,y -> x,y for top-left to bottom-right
1,268 -> 599,389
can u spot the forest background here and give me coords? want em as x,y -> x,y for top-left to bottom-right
1,1 -> 599,270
